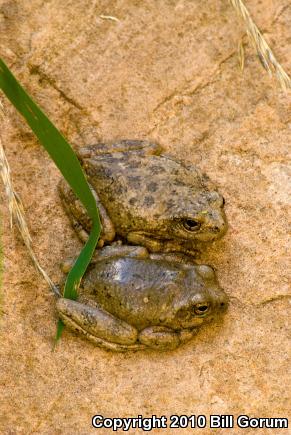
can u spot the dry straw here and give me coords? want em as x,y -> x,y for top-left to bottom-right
99,14 -> 120,22
0,101 -> 60,297
229,0 -> 291,90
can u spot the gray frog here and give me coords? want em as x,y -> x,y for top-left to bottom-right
57,246 -> 228,351
58,140 -> 227,256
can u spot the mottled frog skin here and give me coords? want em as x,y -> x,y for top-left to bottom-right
58,140 -> 227,256
57,246 -> 228,351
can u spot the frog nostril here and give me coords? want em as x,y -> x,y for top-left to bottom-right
219,301 -> 228,312
213,226 -> 220,233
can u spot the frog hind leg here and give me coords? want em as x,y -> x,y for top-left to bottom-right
58,178 -> 115,244
76,139 -> 163,159
56,298 -> 145,352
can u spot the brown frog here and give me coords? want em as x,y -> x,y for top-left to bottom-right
57,246 -> 228,351
58,140 -> 227,256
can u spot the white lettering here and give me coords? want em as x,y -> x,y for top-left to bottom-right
210,416 -> 221,428
112,418 -> 123,431
92,415 -> 103,428
123,419 -> 132,431
197,415 -> 207,428
237,415 -> 288,429
103,418 -> 112,428
249,419 -> 259,428
92,414 -> 169,430
237,415 -> 249,428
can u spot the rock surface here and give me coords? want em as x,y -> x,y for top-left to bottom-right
0,0 -> 290,433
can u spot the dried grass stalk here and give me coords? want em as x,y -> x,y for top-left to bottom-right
238,38 -> 245,71
0,102 -> 60,297
99,15 -> 120,22
229,0 -> 291,90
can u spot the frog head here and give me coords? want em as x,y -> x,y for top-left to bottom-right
167,264 -> 228,330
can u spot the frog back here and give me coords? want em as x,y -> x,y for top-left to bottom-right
82,152 -> 210,236
81,257 -> 189,330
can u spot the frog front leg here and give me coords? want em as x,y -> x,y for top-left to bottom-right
127,232 -> 199,257
139,326 -> 198,350
56,298 -> 145,351
58,179 -> 115,245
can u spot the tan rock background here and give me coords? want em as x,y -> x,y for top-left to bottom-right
0,0 -> 290,433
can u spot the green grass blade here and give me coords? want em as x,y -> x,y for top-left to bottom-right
0,57 -> 101,336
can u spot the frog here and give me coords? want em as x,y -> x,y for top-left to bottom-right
56,245 -> 228,351
58,140 -> 227,256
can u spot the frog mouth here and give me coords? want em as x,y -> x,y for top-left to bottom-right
128,229 -> 226,245
126,231 -> 199,256
179,317 -> 206,329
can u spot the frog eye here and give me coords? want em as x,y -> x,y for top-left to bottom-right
183,219 -> 201,231
193,302 -> 211,316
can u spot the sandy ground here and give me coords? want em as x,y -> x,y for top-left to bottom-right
0,0 -> 290,434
